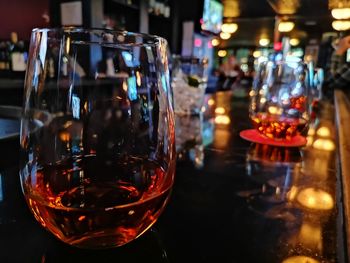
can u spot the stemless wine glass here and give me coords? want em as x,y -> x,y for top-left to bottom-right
249,57 -> 310,141
19,28 -> 175,249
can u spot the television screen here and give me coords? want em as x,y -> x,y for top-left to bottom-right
201,0 -> 223,34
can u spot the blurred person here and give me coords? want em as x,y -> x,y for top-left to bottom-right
317,34 -> 337,76
247,50 -> 256,77
322,35 -> 350,99
219,55 -> 240,78
218,55 -> 243,90
102,13 -> 126,31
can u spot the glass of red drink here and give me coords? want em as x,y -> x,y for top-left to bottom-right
249,58 -> 310,141
19,28 -> 175,249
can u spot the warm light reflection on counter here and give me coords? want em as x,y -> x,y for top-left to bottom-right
215,115 -> 231,125
296,187 -> 334,211
316,126 -> 330,137
298,221 -> 322,251
213,129 -> 230,149
215,107 -> 226,114
312,139 -> 335,151
282,255 -> 319,263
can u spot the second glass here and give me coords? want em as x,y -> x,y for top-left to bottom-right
249,59 -> 310,141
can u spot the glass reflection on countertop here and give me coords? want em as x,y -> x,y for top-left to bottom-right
287,150 -> 336,216
239,140 -> 338,262
247,143 -> 303,164
239,144 -> 302,219
175,113 -> 214,168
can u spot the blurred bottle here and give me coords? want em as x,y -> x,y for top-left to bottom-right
159,1 -> 165,16
164,0 -> 171,18
9,32 -> 27,78
0,41 -> 11,77
148,0 -> 156,13
0,42 -> 5,71
154,1 -> 161,15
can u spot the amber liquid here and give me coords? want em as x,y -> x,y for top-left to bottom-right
24,155 -> 173,249
251,113 -> 307,140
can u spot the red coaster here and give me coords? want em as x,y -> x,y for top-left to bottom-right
239,129 -> 307,147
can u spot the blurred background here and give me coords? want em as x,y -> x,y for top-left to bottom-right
0,0 -> 347,104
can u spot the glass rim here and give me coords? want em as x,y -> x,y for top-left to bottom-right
31,27 -> 166,46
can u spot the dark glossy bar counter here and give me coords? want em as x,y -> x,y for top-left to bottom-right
0,90 -> 345,263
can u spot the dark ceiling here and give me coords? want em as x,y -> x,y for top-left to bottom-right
221,0 -> 335,48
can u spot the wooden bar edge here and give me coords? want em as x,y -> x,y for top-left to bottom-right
334,89 -> 350,262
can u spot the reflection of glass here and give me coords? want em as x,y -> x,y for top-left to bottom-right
287,153 -> 335,216
175,114 -> 205,168
20,28 -> 175,249
247,143 -> 302,164
245,156 -> 297,204
241,144 -> 302,218
296,220 -> 322,251
172,56 -> 208,115
175,114 -> 203,152
250,59 -> 310,140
